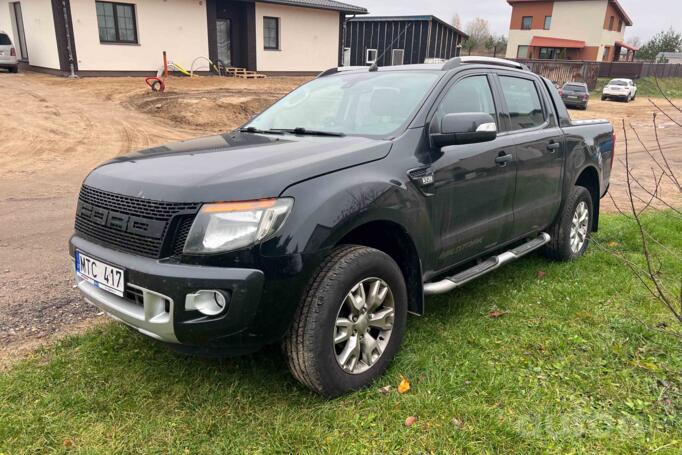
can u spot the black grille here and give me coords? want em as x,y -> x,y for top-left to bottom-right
172,216 -> 195,256
75,185 -> 200,258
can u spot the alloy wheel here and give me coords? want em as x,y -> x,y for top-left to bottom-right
570,201 -> 589,254
333,277 -> 395,374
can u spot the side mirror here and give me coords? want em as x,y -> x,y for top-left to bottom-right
431,112 -> 497,148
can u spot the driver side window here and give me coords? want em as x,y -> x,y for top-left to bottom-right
435,75 -> 497,128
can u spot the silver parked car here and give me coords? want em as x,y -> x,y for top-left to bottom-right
0,31 -> 18,73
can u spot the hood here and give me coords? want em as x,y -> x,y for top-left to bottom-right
84,132 -> 392,202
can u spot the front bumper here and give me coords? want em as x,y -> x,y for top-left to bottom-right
70,235 -> 265,346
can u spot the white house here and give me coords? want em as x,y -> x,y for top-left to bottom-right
0,0 -> 367,75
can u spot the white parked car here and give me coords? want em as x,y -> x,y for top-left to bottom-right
0,31 -> 18,73
601,78 -> 637,102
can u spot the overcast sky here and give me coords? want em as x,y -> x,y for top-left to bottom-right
356,0 -> 680,43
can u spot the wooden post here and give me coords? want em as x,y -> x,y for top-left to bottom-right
163,51 -> 168,79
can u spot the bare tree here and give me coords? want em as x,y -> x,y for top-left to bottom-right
463,17 -> 492,56
452,14 -> 461,30
600,86 -> 682,334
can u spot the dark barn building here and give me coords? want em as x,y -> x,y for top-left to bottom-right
342,15 -> 468,67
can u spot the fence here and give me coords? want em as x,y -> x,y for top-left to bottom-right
514,59 -> 601,89
513,59 -> 682,89
599,62 -> 682,79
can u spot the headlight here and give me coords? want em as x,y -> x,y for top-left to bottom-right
183,198 -> 293,254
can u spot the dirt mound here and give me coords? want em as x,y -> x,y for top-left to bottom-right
130,90 -> 281,133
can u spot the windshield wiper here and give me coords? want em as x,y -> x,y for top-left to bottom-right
272,127 -> 346,137
239,126 -> 285,135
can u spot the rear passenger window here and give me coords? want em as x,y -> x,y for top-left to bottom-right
499,76 -> 545,130
0,33 -> 11,45
436,75 -> 497,125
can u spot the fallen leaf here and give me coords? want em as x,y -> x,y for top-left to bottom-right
398,377 -> 411,394
63,439 -> 73,448
607,241 -> 620,247
378,385 -> 392,394
404,415 -> 417,427
537,271 -> 546,279
452,417 -> 464,429
488,310 -> 507,318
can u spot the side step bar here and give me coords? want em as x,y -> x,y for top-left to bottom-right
423,233 -> 551,295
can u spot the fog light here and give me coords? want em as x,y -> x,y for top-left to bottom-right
185,290 -> 229,316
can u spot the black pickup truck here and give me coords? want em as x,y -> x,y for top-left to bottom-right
70,57 -> 615,396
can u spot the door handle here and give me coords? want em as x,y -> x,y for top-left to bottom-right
547,141 -> 561,152
495,152 -> 513,166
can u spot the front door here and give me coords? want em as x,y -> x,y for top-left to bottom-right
428,73 -> 517,269
216,18 -> 232,67
496,73 -> 564,238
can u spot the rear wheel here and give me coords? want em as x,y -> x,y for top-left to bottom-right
544,186 -> 593,261
283,245 -> 407,397
9,66 -> 18,74
601,95 -> 607,101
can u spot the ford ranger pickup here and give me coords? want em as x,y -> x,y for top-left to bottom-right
70,57 -> 615,396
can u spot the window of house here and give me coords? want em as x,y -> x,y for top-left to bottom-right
608,16 -> 614,30
499,76 -> 545,131
539,47 -> 560,59
263,16 -> 279,50
544,16 -> 552,30
603,46 -> 611,61
517,45 -> 529,59
521,16 -> 532,30
618,19 -> 623,31
96,1 -> 137,44
391,49 -> 404,66
366,48 -> 378,64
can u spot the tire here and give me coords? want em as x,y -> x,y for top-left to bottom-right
544,186 -> 594,261
283,245 -> 408,397
9,66 -> 18,74
601,95 -> 607,101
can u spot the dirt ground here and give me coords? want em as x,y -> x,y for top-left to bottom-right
0,72 -> 680,363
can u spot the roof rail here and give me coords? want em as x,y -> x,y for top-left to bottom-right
442,56 -> 529,71
317,66 -> 369,78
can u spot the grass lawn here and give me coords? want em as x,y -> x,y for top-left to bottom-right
1,212 -> 681,454
592,77 -> 682,98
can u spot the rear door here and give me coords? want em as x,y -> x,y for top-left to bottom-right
426,72 -> 517,269
496,72 -> 565,238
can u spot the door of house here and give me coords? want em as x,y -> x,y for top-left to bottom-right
11,2 -> 28,60
216,18 -> 232,67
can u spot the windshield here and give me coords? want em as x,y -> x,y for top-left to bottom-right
564,84 -> 587,92
245,71 -> 441,137
609,80 -> 628,86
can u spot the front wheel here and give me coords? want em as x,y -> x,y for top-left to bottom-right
544,186 -> 593,261
283,245 -> 407,397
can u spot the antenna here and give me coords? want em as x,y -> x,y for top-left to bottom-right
372,22 -> 413,68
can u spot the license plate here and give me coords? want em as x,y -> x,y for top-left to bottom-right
569,96 -> 579,100
75,251 -> 125,297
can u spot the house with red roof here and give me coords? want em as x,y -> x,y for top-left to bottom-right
505,0 -> 636,62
